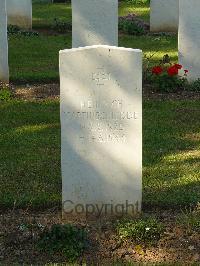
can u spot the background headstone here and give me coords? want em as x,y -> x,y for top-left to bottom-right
60,45 -> 142,218
150,0 -> 179,32
179,0 -> 200,81
72,0 -> 118,48
0,0 -> 9,83
6,0 -> 32,29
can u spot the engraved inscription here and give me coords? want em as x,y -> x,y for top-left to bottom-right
65,99 -> 140,143
79,133 -> 126,143
80,99 -> 123,109
92,68 -> 111,86
65,111 -> 139,120
82,122 -> 124,132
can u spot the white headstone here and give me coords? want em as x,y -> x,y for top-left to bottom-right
72,0 -> 118,48
6,0 -> 32,29
150,0 -> 179,32
60,45 -> 142,218
0,0 -> 9,83
179,0 -> 200,81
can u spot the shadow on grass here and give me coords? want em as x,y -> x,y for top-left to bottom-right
33,3 -> 72,28
143,99 -> 200,208
0,100 -> 61,209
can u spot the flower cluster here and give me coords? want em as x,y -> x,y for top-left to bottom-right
144,54 -> 190,92
152,63 -> 188,77
151,66 -> 163,75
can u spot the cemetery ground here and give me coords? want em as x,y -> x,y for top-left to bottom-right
9,1 -> 177,83
0,1 -> 200,265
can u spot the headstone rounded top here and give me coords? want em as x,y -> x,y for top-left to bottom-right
60,45 -> 142,54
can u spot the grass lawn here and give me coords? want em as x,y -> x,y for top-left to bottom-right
9,34 -> 177,83
119,2 -> 150,21
0,99 -> 199,209
9,35 -> 69,83
32,2 -> 149,28
9,2 -> 178,83
33,3 -> 72,28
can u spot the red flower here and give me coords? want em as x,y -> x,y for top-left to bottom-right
174,64 -> 182,70
167,65 -> 179,76
184,69 -> 189,74
152,66 -> 163,75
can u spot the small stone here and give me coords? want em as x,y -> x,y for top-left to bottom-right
188,245 -> 195,251
192,253 -> 199,262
